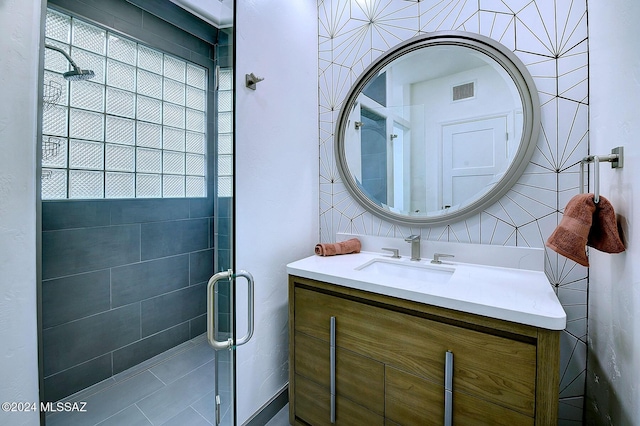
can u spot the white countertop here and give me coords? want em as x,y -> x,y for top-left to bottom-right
287,252 -> 566,330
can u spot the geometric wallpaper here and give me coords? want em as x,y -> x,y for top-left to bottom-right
318,1 -> 588,423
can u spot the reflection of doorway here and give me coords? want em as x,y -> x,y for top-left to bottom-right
441,116 -> 508,209
360,108 -> 387,205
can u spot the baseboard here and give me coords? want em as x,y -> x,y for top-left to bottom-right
243,384 -> 289,426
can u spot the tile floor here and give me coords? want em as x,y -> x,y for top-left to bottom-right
45,334 -> 289,426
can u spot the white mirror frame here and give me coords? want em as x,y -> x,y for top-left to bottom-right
335,31 -> 540,227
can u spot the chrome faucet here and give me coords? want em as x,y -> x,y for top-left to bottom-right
404,235 -> 421,261
431,253 -> 455,264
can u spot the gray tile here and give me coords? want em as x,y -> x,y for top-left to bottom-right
141,218 -> 209,260
113,339 -> 195,383
110,199 -> 190,225
42,224 -> 140,279
113,323 -> 190,375
265,404 -> 290,426
42,200 -> 111,231
43,354 -> 112,403
160,406 -> 211,426
149,338 -> 214,385
189,198 -> 214,218
190,314 -> 207,338
57,377 -> 116,405
191,391 -> 215,425
112,255 -> 189,307
216,197 -> 232,219
141,283 -> 206,337
137,360 -> 215,425
190,249 -> 214,284
42,270 -> 111,328
96,405 -> 153,426
46,371 -> 164,426
43,304 -> 140,376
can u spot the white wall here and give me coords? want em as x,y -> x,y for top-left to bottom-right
587,2 -> 640,424
235,0 -> 318,424
0,0 -> 44,425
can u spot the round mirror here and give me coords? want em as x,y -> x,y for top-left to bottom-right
335,31 -> 540,226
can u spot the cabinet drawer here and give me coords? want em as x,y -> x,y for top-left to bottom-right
386,366 -> 533,426
294,286 -> 536,415
294,331 -> 385,416
294,374 -> 384,426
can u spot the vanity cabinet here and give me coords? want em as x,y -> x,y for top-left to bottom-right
288,275 -> 560,426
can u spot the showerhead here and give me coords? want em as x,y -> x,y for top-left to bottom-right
63,69 -> 96,81
45,43 -> 95,81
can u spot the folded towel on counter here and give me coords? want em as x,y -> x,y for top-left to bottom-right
546,193 -> 624,267
315,238 -> 361,256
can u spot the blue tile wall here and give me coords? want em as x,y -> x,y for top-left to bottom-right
112,323 -> 191,374
43,304 -> 141,376
42,270 -> 111,328
190,249 -> 215,285
141,283 -> 207,337
42,199 -> 215,401
111,255 -> 190,307
110,199 -> 190,225
141,218 -> 210,260
42,224 -> 140,279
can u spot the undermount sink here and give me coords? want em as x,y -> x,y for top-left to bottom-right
356,258 -> 455,284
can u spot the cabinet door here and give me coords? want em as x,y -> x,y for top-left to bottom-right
294,331 -> 385,415
386,366 -> 444,426
386,365 -> 534,426
294,375 -> 384,426
294,286 -> 536,416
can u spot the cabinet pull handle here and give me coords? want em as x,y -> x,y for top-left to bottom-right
330,316 -> 336,423
444,350 -> 453,426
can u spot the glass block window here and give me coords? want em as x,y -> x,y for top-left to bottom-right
217,68 -> 233,197
41,8 -> 208,199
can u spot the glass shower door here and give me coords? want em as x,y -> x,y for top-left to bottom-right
207,269 -> 254,426
212,5 -> 236,421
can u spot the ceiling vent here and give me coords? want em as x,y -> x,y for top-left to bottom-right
452,82 -> 475,101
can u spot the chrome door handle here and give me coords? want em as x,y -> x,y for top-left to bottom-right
206,269 -> 255,350
207,270 -> 234,350
234,270 -> 255,347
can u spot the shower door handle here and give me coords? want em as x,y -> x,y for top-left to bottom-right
207,270 -> 234,350
206,269 -> 255,350
233,270 -> 255,347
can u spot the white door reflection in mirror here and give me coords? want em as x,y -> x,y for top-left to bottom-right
441,116 -> 508,210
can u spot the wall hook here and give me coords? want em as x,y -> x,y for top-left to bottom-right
245,73 -> 264,90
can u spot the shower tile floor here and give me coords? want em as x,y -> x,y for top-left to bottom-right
46,334 -> 289,426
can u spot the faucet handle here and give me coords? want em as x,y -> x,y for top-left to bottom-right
381,248 -> 401,259
431,253 -> 455,264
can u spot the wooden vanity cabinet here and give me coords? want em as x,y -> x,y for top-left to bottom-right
288,275 -> 560,426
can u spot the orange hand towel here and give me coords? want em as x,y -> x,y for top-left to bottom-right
315,238 -> 361,256
588,195 -> 625,254
546,193 -> 625,267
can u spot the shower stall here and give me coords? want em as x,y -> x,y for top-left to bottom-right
39,0 -> 239,423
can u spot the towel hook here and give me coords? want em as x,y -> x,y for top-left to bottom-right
579,146 -> 624,203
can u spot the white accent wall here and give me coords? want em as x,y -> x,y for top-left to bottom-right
318,1 -> 589,422
0,1 -> 44,425
235,1 -> 318,424
587,2 -> 640,424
